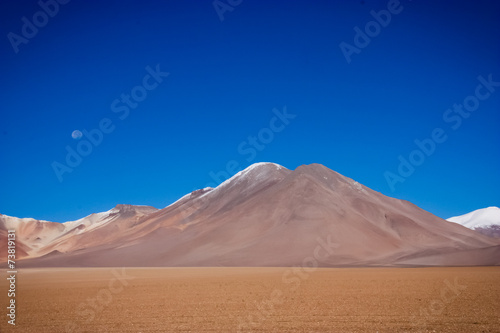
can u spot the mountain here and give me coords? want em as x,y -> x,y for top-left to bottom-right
0,205 -> 158,261
447,207 -> 500,228
2,163 -> 499,267
447,207 -> 500,238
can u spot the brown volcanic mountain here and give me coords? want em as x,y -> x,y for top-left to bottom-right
2,163 -> 499,267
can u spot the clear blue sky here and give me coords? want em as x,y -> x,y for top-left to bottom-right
1,0 -> 499,222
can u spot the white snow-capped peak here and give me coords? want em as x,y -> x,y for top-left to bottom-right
447,206 -> 500,229
244,162 -> 285,172
163,163 -> 286,208
194,162 -> 286,199
215,162 -> 285,188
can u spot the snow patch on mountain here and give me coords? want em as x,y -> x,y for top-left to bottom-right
63,211 -> 114,234
165,187 -> 214,209
200,162 -> 287,199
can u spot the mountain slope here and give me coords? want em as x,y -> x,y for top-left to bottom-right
3,163 -> 499,267
0,205 -> 158,261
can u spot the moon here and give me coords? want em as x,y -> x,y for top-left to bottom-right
71,130 -> 83,139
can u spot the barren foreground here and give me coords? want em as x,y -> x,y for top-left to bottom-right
1,267 -> 499,332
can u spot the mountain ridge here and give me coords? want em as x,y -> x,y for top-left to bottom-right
1,162 -> 499,267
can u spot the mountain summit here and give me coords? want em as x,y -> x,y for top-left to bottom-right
447,207 -> 500,229
447,207 -> 500,239
2,163 -> 499,267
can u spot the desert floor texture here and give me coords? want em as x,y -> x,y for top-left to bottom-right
1,267 -> 499,332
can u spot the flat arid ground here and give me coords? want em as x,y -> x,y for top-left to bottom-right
1,267 -> 499,332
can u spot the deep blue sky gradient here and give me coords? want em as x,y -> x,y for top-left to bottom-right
1,0 -> 499,222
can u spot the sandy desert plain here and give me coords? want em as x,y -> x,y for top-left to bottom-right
1,266 -> 499,333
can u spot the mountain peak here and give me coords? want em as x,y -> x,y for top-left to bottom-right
111,204 -> 136,211
110,204 -> 158,215
245,162 -> 286,170
216,162 -> 288,188
447,207 -> 500,229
